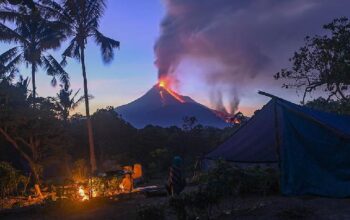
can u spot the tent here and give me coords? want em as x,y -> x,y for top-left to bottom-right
206,92 -> 350,197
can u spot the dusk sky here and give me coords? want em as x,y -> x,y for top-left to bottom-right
2,0 -> 349,116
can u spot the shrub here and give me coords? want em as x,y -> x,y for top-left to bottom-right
203,161 -> 279,196
0,161 -> 28,198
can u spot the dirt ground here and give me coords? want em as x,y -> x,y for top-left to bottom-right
1,193 -> 350,220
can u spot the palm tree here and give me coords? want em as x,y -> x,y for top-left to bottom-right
53,84 -> 84,122
0,4 -> 69,102
42,0 -> 120,172
0,47 -> 21,80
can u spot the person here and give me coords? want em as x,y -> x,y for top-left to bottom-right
166,156 -> 186,196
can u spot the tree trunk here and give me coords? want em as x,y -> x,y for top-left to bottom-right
80,47 -> 97,173
0,127 -> 43,198
31,63 -> 36,103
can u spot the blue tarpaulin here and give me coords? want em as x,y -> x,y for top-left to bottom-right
206,95 -> 350,197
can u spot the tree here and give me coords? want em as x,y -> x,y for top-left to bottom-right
0,77 -> 68,198
53,84 -> 84,122
305,97 -> 350,115
0,3 -> 69,102
275,17 -> 350,103
43,0 -> 120,172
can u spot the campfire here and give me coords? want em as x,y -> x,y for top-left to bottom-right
78,186 -> 89,201
74,164 -> 142,202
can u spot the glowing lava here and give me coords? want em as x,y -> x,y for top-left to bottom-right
158,78 -> 185,103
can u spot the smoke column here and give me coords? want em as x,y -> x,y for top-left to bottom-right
154,0 -> 350,114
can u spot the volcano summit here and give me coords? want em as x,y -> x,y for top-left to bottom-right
115,83 -> 229,128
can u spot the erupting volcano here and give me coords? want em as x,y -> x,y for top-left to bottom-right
115,78 -> 229,128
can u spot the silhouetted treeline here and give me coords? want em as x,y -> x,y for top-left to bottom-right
0,79 -> 236,181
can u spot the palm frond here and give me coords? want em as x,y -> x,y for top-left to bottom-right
37,20 -> 66,51
86,0 -> 106,22
62,37 -> 80,61
93,29 -> 120,63
41,55 -> 70,87
71,95 -> 84,109
0,23 -> 26,44
36,0 -> 64,19
71,88 -> 84,109
1,53 -> 22,78
0,47 -> 18,64
0,9 -> 24,23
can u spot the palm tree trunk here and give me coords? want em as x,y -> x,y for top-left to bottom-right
0,127 -> 43,198
31,63 -> 36,102
80,47 -> 97,173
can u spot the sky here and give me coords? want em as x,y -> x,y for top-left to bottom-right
1,0 -> 350,116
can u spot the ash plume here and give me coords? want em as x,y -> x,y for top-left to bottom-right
210,88 -> 240,114
154,0 -> 350,113
210,89 -> 227,114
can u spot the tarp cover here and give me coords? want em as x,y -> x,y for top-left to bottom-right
206,96 -> 350,197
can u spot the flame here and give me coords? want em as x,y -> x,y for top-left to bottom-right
92,189 -> 97,198
158,77 -> 185,103
78,186 -> 89,201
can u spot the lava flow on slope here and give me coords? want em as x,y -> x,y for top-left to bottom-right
157,77 -> 185,103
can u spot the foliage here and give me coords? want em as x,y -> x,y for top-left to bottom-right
149,148 -> 171,173
305,97 -> 350,115
0,161 -> 28,198
200,161 -> 279,197
137,203 -> 165,220
275,17 -> 350,103
182,116 -> 198,131
239,166 -> 279,195
0,77 -> 70,189
0,73 -> 232,195
51,84 -> 84,121
169,162 -> 279,219
40,0 -> 121,172
0,3 -> 69,98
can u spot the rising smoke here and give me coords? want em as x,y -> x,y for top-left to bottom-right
154,0 -> 350,114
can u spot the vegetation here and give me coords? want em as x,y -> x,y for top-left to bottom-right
0,1 -> 349,218
275,17 -> 350,114
42,0 -> 121,172
0,74 -> 233,198
0,0 -> 122,197
0,161 -> 28,198
0,2 -> 69,101
168,161 -> 279,219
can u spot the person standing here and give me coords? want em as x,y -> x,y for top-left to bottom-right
166,156 -> 186,196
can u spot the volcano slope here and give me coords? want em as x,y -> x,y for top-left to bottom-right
115,84 -> 228,128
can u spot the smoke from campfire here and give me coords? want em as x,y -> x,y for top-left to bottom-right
154,0 -> 271,114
